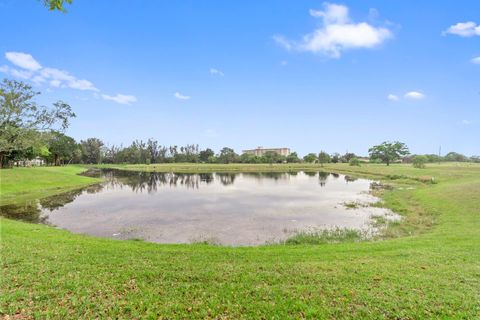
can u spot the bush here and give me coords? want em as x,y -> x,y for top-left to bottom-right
412,155 -> 427,169
349,157 -> 360,166
370,158 -> 383,164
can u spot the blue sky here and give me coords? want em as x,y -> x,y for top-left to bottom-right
0,1 -> 479,156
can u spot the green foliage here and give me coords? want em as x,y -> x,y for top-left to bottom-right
286,152 -> 300,163
48,132 -> 78,165
80,138 -> 104,164
303,153 -> 317,163
199,148 -> 215,162
341,152 -> 356,163
412,155 -> 428,168
42,0 -> 72,12
369,141 -> 409,166
444,151 -> 468,162
0,79 -> 75,167
331,153 -> 340,163
285,228 -> 362,245
318,151 -> 331,166
217,147 -> 238,164
349,157 -> 361,166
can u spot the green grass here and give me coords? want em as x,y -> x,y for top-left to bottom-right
1,163 -> 480,318
0,166 -> 101,206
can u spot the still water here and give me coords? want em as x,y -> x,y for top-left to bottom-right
1,169 -> 397,245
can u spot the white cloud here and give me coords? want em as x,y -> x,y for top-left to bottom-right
444,21 -> 480,37
174,92 -> 191,100
471,56 -> 480,64
404,91 -> 425,100
101,94 -> 137,105
274,3 -> 392,58
40,67 -> 98,91
461,119 -> 472,125
5,52 -> 42,71
209,68 -> 224,76
280,60 -> 288,66
387,94 -> 399,101
2,51 -> 136,105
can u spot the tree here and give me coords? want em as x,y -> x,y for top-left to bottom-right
318,151 -> 331,166
303,153 -> 317,163
349,157 -> 360,166
286,152 -> 300,163
341,152 -> 356,163
444,152 -> 467,162
368,141 -> 409,166
199,148 -> 215,163
48,132 -> 77,165
412,155 -> 427,169
42,0 -> 73,12
217,147 -> 238,164
262,151 -> 284,164
331,153 -> 340,163
0,79 -> 75,168
80,138 -> 104,164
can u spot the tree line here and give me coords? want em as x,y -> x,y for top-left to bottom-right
1,79 -> 478,168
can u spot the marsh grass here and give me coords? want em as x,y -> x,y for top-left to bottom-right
284,228 -> 364,245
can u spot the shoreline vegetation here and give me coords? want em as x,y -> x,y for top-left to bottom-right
1,163 -> 479,318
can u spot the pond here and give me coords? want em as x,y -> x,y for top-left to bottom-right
0,169 -> 398,246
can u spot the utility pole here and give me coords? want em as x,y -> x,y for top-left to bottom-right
438,145 -> 441,164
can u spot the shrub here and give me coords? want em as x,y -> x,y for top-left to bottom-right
412,155 -> 427,169
349,157 -> 360,166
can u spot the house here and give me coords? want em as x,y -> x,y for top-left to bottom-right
14,157 -> 45,167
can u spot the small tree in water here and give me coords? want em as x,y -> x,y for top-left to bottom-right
368,141 -> 409,166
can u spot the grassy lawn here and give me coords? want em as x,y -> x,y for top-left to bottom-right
0,166 -> 101,206
1,163 -> 479,318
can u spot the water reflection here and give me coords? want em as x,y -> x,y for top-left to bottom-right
0,169 -> 395,245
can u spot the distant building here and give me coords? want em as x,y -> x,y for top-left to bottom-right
14,157 -> 45,167
242,147 -> 290,157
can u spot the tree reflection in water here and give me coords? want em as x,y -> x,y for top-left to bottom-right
1,169 -> 343,223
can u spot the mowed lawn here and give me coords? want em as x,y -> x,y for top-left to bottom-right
0,166 -> 101,206
1,164 -> 479,319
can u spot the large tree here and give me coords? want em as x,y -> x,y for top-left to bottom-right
368,141 -> 409,166
217,147 -> 238,164
199,148 -> 215,162
318,151 -> 331,167
80,138 -> 104,164
0,79 -> 75,168
48,132 -> 77,166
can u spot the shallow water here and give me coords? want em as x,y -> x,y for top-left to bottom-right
1,169 -> 397,245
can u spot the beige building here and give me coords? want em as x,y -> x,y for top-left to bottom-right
242,147 -> 290,157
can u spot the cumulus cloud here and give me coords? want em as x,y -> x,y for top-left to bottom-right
2,51 -> 136,105
174,92 -> 191,100
209,68 -> 224,76
5,52 -> 42,71
444,21 -> 480,37
471,56 -> 480,64
274,2 -> 392,58
387,94 -> 399,101
101,94 -> 137,105
404,91 -> 425,100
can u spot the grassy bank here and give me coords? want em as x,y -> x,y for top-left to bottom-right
1,164 -> 480,318
0,166 -> 101,206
